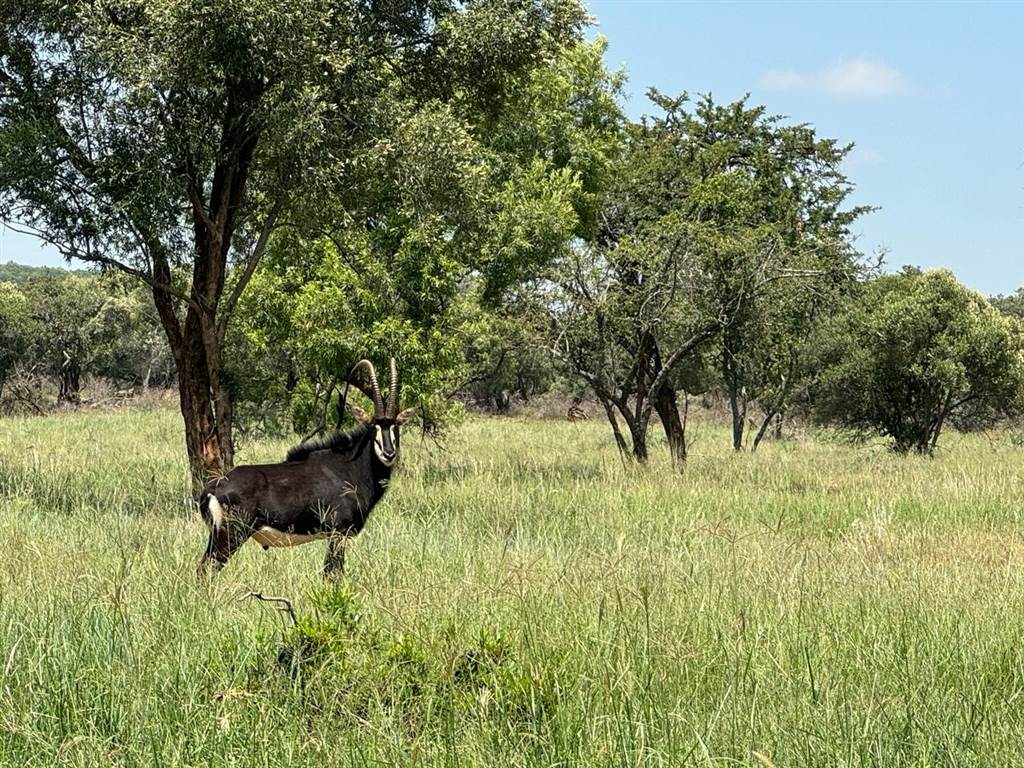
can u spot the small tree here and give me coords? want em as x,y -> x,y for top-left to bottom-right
85,275 -> 174,390
814,268 -> 1024,453
461,293 -> 556,412
0,280 -> 33,394
551,91 -> 864,465
19,273 -> 107,403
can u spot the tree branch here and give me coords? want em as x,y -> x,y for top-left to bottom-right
217,197 -> 285,339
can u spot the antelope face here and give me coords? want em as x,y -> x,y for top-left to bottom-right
373,420 -> 399,467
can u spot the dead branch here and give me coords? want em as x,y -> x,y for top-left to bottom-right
238,591 -> 298,626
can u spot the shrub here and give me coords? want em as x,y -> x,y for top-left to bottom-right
814,268 -> 1024,453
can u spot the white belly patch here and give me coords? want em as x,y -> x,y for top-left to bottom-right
251,527 -> 329,549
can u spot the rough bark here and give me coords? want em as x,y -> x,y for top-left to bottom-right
171,315 -> 233,493
653,380 -> 686,468
163,76 -> 263,495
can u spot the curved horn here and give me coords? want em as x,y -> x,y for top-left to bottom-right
348,359 -> 384,415
386,357 -> 398,418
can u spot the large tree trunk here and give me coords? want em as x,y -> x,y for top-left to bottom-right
653,381 -> 686,468
172,315 -> 233,496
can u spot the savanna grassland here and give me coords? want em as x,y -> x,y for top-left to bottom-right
1,407 -> 1024,767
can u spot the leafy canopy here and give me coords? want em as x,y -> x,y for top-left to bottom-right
228,37 -> 623,433
814,268 -> 1024,453
549,91 -> 867,457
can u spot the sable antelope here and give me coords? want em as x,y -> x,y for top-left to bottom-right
197,358 -> 415,578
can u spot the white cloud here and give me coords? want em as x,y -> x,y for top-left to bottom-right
843,146 -> 883,172
761,58 -> 907,98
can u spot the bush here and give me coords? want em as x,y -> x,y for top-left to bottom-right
813,268 -> 1024,453
252,584 -> 564,741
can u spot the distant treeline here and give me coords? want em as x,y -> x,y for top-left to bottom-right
0,263 -> 174,411
1,259 -> 1022,459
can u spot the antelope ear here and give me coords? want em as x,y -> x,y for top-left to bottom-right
351,405 -> 373,424
395,407 -> 417,425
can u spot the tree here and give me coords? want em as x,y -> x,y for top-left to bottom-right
223,36 -> 619,439
814,268 -> 1024,453
0,280 -> 33,394
665,96 -> 868,452
85,275 -> 175,390
228,235 -> 472,437
0,0 -> 589,491
18,273 -> 107,403
990,287 -> 1024,320
744,255 -> 872,453
551,92 -> 863,465
744,298 -> 815,452
461,293 -> 557,412
551,242 -> 713,464
2,269 -> 170,404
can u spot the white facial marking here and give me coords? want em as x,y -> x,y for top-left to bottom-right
207,496 -> 225,529
374,424 -> 395,466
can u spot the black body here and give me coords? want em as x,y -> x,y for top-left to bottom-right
198,420 -> 402,577
196,357 -> 411,579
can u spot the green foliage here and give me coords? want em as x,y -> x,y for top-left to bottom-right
17,273 -> 107,400
814,268 -> 1024,453
0,0 -> 588,264
0,267 -> 172,411
267,582 -> 553,740
550,91 -> 865,459
0,261 -> 87,284
229,236 -> 469,434
990,287 -> 1024,319
228,37 -> 622,434
84,277 -> 175,388
460,288 -> 557,411
641,93 -> 867,450
478,36 -> 625,299
0,279 -> 33,389
14,271 -> 172,393
1,0 -> 595,476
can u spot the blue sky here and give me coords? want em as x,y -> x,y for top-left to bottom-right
588,0 -> 1024,295
2,1 -> 1021,294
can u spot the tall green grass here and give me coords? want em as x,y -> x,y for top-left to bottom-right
1,407 -> 1023,766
